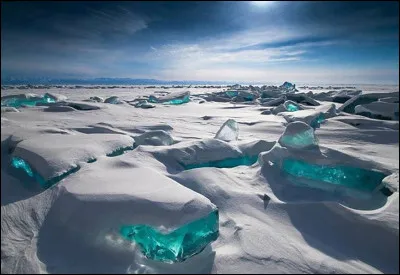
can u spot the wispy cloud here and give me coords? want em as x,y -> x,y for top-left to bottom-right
49,6 -> 149,40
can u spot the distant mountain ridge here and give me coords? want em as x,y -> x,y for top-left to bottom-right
1,77 -> 233,85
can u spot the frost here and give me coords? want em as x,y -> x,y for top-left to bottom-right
120,210 -> 219,263
215,119 -> 239,142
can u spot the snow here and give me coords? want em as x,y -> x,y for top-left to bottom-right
1,84 -> 399,274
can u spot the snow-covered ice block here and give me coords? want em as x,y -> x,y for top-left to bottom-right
134,100 -> 155,109
10,133 -> 135,188
260,96 -> 286,107
280,104 -> 336,128
134,130 -> 175,146
44,92 -> 67,102
278,121 -> 318,149
149,91 -> 190,105
355,101 -> 399,121
60,101 -> 102,110
89,96 -> 104,103
285,93 -> 320,106
214,119 -> 239,142
259,142 -> 392,198
231,90 -> 258,102
272,100 -> 303,114
54,164 -> 218,262
104,96 -> 122,104
260,87 -> 282,98
284,100 -> 302,112
149,138 -> 243,168
338,92 -> 399,114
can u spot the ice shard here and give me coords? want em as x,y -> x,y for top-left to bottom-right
148,91 -> 190,105
278,122 -> 318,149
283,100 -> 301,112
120,209 -> 219,263
215,119 -> 239,142
104,96 -> 122,104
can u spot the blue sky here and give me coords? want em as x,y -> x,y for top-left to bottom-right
1,1 -> 399,84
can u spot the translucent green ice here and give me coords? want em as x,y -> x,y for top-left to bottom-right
310,113 -> 325,129
162,94 -> 190,105
279,128 -> 318,149
282,158 -> 387,192
11,156 -> 80,189
149,94 -> 190,105
225,91 -> 238,98
286,103 -> 299,112
183,155 -> 258,170
11,157 -> 34,177
1,95 -> 56,108
120,210 -> 219,263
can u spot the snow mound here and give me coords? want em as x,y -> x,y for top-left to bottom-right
44,105 -> 76,112
10,133 -> 135,186
214,119 -> 239,142
148,138 -> 244,169
355,101 -> 399,121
